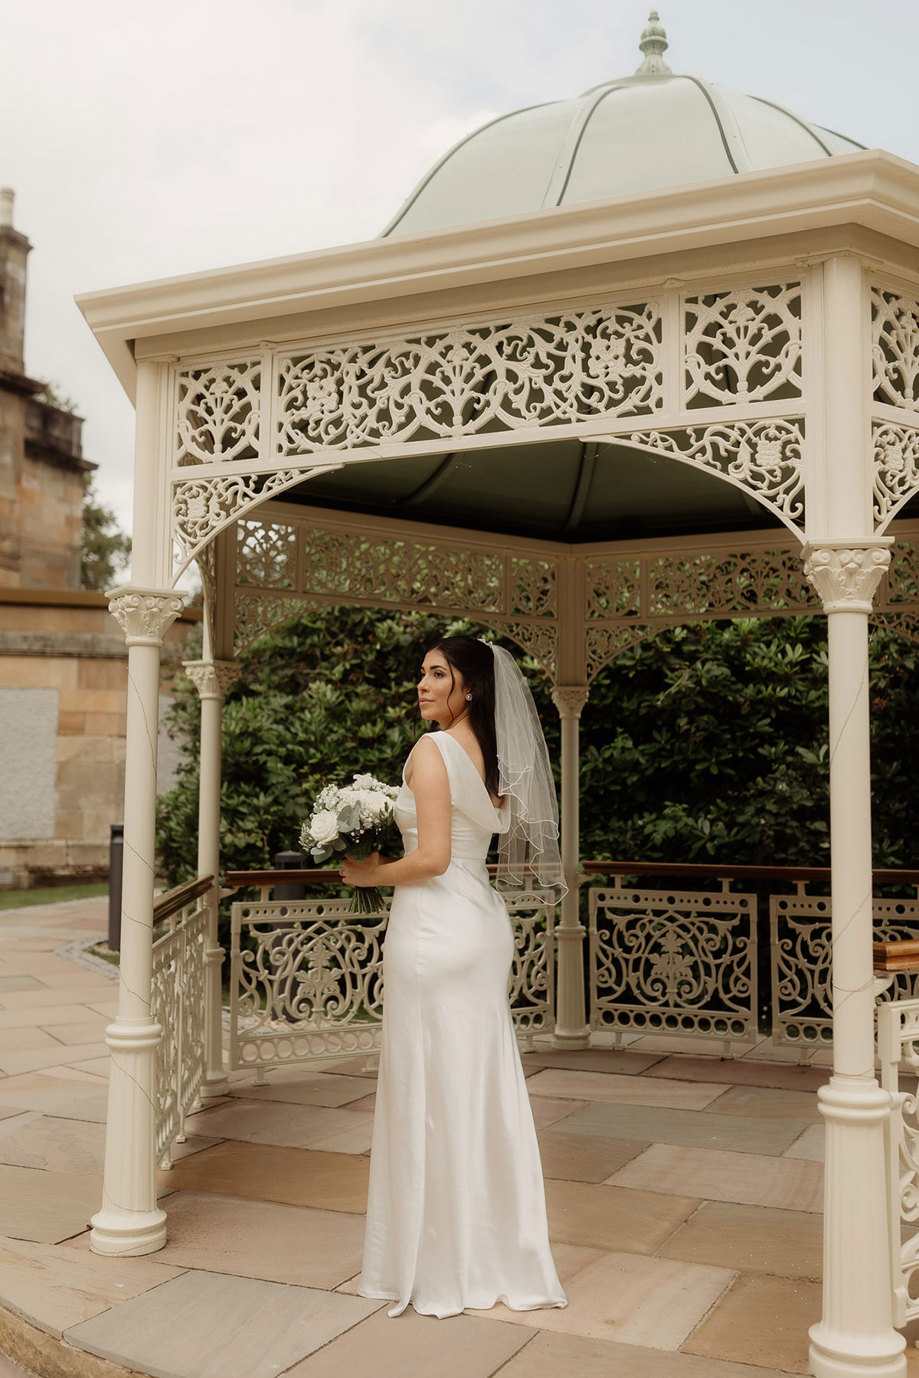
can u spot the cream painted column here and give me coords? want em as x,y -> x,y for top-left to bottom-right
183,658 -> 240,1099
550,685 -> 590,1048
91,587 -> 184,1257
804,542 -> 904,1378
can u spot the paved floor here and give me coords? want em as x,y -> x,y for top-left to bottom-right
0,897 -> 910,1377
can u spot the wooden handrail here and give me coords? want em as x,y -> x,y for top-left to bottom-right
874,939 -> 919,973
582,861 -> 919,885
153,875 -> 214,923
224,862 -> 919,889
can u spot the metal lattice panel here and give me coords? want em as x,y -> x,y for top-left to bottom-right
276,304 -> 665,455
588,885 -> 758,1046
872,287 -> 919,411
683,284 -> 802,408
151,902 -> 207,1166
229,894 -> 557,1071
770,895 -> 919,1046
878,997 -> 919,1327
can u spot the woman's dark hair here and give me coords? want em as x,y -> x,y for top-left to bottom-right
425,636 -> 499,797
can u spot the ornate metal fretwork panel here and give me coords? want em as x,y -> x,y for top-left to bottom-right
151,900 -> 207,1166
229,895 -> 556,1070
873,421 -> 919,528
588,885 -> 758,1046
878,997 -> 919,1326
684,284 -> 802,409
582,543 -> 818,680
233,516 -> 559,676
176,360 -> 262,465
872,287 -> 919,412
626,419 -> 805,526
770,895 -> 919,1047
166,278 -> 820,572
277,304 -> 664,456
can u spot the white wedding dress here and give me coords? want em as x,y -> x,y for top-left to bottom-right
358,730 -> 567,1318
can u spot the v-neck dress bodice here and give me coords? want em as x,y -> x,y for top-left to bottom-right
358,731 -> 566,1319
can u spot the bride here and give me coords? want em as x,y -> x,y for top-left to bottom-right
340,635 -> 567,1319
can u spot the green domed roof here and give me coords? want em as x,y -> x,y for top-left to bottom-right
382,13 -> 864,237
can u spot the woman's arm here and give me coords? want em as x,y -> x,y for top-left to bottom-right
341,736 -> 451,889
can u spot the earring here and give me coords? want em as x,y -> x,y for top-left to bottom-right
465,692 -> 472,701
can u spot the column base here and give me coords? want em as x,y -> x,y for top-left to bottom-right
200,1072 -> 230,1099
552,1027 -> 591,1050
89,1207 -> 167,1257
809,1326 -> 906,1378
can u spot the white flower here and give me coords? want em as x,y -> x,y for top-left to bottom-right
309,809 -> 340,845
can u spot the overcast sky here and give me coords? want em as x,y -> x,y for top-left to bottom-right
3,0 -> 919,552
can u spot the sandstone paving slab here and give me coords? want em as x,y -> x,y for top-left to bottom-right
0,1030 -> 64,1056
17,972 -> 113,991
40,1022 -> 108,1047
230,1071 -> 378,1108
282,1304 -> 535,1377
68,1190 -> 366,1290
0,1164 -> 101,1243
64,1058 -> 110,1079
627,1034 -> 760,1058
645,1055 -> 829,1094
0,1074 -> 106,1115
495,1328 -> 799,1378
607,1144 -> 824,1213
520,1049 -> 665,1076
782,1124 -> 825,1162
681,1272 -> 822,1374
0,1044 -> 110,1077
545,1179 -> 700,1253
158,1142 -> 370,1213
0,989 -> 114,1012
0,980 -> 39,995
38,1093 -> 109,1124
184,1098 -> 371,1152
536,1129 -> 648,1183
320,1056 -> 379,1078
65,1269 -> 380,1378
706,1085 -> 822,1122
556,1101 -> 806,1156
0,1005 -> 106,1032
659,1201 -> 823,1280
0,1113 -> 106,1176
490,1246 -> 735,1349
525,1067 -> 730,1110
0,1233 -> 184,1334
528,1096 -> 588,1130
740,1040 -> 833,1067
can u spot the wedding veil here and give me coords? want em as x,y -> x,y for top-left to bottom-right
489,644 -> 567,900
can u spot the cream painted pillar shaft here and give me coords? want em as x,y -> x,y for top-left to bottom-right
184,659 -> 240,1099
804,544 -> 905,1378
551,686 -> 590,1048
91,588 -> 184,1257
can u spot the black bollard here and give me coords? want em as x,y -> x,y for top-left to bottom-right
272,850 -> 306,901
108,823 -> 124,952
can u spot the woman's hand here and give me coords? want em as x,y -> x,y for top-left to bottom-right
340,852 -> 382,887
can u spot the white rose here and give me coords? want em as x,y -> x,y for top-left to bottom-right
309,809 -> 340,845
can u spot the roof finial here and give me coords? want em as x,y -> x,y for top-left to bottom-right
634,11 -> 672,77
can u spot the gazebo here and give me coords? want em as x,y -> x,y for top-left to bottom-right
78,17 -> 919,1377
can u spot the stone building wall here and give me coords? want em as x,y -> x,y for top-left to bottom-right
0,590 -> 200,889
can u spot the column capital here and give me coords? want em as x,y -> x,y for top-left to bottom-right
802,540 -> 893,614
107,586 -> 186,646
551,684 -> 590,720
183,659 -> 241,701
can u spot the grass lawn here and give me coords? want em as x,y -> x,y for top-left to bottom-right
0,882 -> 109,911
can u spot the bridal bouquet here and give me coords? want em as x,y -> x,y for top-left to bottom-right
299,773 -> 400,914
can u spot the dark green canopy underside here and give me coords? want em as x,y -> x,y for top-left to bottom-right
283,439 -> 786,543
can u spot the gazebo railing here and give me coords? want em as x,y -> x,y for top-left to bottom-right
151,875 -> 212,1167
583,862 -> 919,1057
224,870 -> 556,1074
